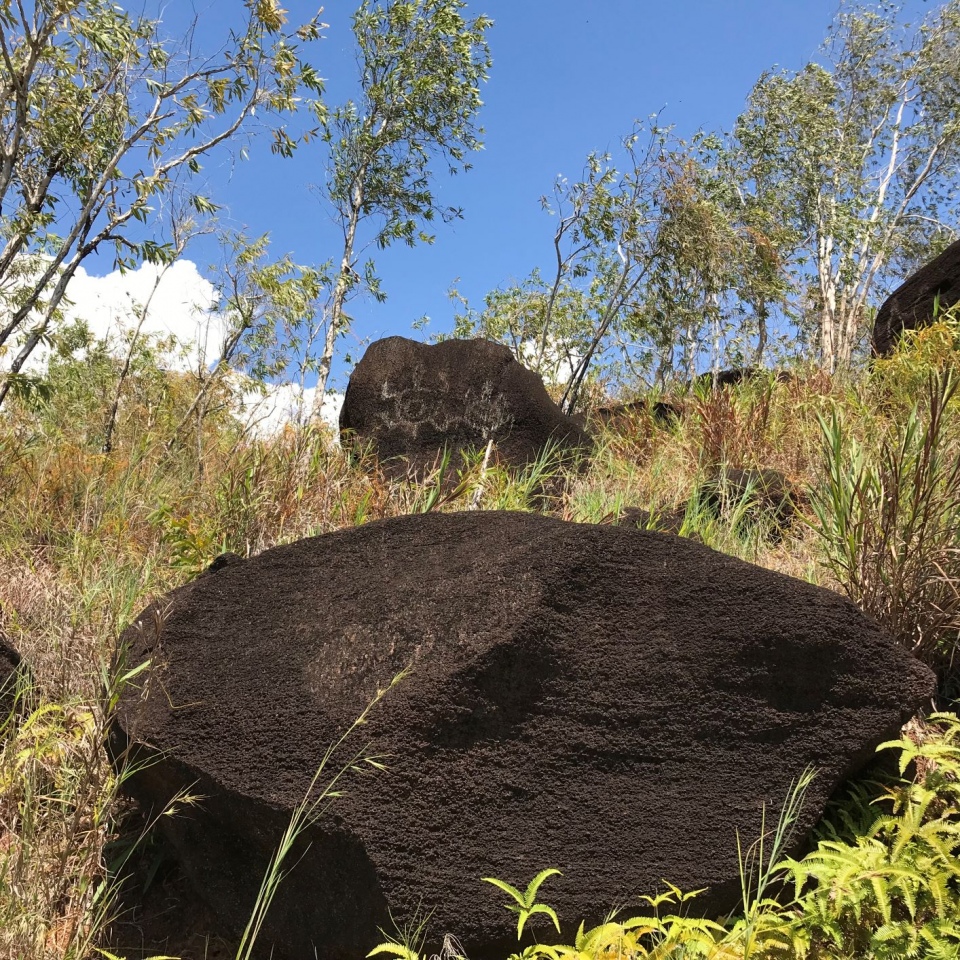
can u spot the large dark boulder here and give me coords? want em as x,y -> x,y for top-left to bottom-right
113,512 -> 934,960
338,337 -> 591,476
873,239 -> 960,356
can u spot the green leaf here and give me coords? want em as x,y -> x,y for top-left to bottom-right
482,876 -> 525,905
366,944 -> 421,960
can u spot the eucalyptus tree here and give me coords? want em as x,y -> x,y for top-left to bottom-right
731,0 -> 960,372
0,0 -> 324,408
482,123 -> 680,412
547,128 -> 670,413
311,0 -> 492,410
455,125 -> 753,408
449,271 -> 595,391
641,147 -> 746,384
166,230 -> 325,451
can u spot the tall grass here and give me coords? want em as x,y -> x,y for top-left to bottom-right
809,373 -> 960,689
0,651 -> 183,960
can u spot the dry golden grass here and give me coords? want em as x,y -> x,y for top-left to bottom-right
0,336 -> 958,957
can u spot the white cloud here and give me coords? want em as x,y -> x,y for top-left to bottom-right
3,257 -> 341,439
63,259 -> 225,372
0,258 -> 224,375
240,384 -> 344,439
518,337 -> 580,387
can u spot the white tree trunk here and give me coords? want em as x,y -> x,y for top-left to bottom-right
312,183 -> 363,420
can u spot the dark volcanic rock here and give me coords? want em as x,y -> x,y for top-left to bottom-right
338,337 -> 591,476
0,634 -> 24,716
594,398 -> 683,429
701,467 -> 801,538
873,239 -> 960,356
113,512 -> 934,960
652,399 -> 684,424
694,367 -> 759,390
690,368 -> 792,392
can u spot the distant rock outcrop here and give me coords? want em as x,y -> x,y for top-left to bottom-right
0,635 -> 24,716
593,398 -> 682,429
114,512 -> 933,960
701,467 -> 801,538
339,337 -> 591,476
873,239 -> 960,356
690,368 -> 792,392
693,368 -> 760,390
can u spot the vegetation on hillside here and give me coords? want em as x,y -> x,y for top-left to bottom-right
455,0 -> 960,392
0,311 -> 958,958
2,0 -> 960,956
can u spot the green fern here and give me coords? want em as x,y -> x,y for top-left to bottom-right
482,869 -> 563,940
780,713 -> 960,958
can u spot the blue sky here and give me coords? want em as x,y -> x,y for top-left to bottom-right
83,1 -> 907,393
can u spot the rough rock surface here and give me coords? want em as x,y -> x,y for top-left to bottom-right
873,239 -> 960,356
0,634 -> 23,716
113,512 -> 934,960
338,337 -> 591,476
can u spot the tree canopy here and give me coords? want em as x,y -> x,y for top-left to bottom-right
730,0 -> 960,371
459,0 -> 960,401
0,0 -> 324,407
311,0 -> 492,411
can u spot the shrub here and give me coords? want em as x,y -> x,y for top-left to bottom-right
809,372 -> 960,693
781,713 -> 960,959
872,308 -> 960,406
